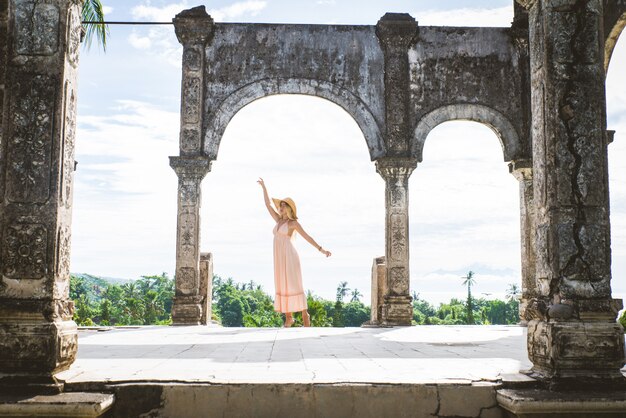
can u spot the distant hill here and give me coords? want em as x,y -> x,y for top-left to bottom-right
71,273 -> 132,285
70,273 -> 133,303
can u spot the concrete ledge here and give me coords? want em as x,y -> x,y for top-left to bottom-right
0,392 -> 114,417
497,388 -> 626,417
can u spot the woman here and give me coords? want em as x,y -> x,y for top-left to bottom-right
257,178 -> 332,327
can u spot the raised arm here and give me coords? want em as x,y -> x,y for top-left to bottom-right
257,178 -> 280,222
292,221 -> 332,257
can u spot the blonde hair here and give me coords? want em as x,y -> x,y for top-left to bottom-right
284,204 -> 298,221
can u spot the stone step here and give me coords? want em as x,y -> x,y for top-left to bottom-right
0,392 -> 114,417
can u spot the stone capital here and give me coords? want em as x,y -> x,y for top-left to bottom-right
508,159 -> 533,181
375,157 -> 417,181
173,6 -> 215,46
169,156 -> 212,179
375,13 -> 418,50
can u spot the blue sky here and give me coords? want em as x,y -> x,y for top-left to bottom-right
72,1 -> 626,306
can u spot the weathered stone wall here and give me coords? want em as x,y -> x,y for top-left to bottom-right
410,27 -> 529,162
202,23 -> 386,160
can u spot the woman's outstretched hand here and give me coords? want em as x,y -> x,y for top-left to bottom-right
257,177 -> 266,189
322,249 -> 332,258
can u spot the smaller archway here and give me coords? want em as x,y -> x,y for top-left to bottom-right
412,104 -> 523,163
203,78 -> 386,161
409,120 -> 522,322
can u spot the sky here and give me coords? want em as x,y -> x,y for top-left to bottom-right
72,0 -> 626,306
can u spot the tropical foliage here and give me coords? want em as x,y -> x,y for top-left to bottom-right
70,273 -> 173,326
81,0 -> 109,51
70,273 -> 530,327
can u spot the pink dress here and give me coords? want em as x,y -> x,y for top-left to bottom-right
273,221 -> 307,313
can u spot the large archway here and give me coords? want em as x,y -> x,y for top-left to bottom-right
201,94 -> 384,304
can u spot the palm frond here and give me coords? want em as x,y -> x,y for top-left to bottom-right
82,0 -> 109,51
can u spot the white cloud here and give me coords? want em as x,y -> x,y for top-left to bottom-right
211,1 -> 267,21
127,1 -> 268,66
72,100 -> 180,279
102,6 -> 114,15
128,32 -> 152,49
130,1 -> 268,23
415,6 -> 513,27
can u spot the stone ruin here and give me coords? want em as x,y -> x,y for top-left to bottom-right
0,0 -> 625,414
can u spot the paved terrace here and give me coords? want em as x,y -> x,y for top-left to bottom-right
58,325 -> 534,385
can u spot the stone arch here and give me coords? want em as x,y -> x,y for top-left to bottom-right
412,104 -> 521,163
203,78 -> 385,161
604,7 -> 626,72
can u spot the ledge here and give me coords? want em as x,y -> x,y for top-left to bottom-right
0,392 -> 114,417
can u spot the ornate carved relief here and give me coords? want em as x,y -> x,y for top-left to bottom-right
181,128 -> 200,153
66,6 -> 81,67
61,86 -> 76,208
390,214 -> 406,261
57,331 -> 78,364
56,226 -> 71,280
182,77 -> 201,123
180,179 -> 199,206
177,267 -> 197,290
389,267 -> 406,295
2,224 -> 48,279
183,48 -> 201,71
179,213 -> 197,258
6,74 -> 56,204
14,1 -> 60,55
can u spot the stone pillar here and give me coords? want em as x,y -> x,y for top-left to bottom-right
171,6 -> 214,325
368,256 -> 386,325
376,158 -> 417,326
199,252 -> 213,325
509,159 -> 536,325
375,13 -> 418,327
170,157 -> 211,325
519,0 -> 625,384
0,0 -> 83,393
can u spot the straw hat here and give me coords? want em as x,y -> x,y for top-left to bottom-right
272,197 -> 298,220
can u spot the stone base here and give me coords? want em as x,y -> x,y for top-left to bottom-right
381,295 -> 412,326
497,388 -> 626,418
0,319 -> 77,393
172,296 -> 203,325
0,392 -> 114,417
527,320 -> 625,383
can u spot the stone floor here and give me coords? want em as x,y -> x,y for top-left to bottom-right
58,325 -> 534,386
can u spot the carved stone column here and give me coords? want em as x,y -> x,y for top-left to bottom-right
376,158 -> 417,326
171,6 -> 214,325
0,0 -> 83,393
520,0 -> 625,385
170,157 -> 211,325
509,159 -> 536,325
376,13 -> 418,155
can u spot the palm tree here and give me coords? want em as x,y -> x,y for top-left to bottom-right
461,271 -> 476,325
506,283 -> 520,301
350,288 -> 362,303
82,0 -> 109,51
336,281 -> 350,302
